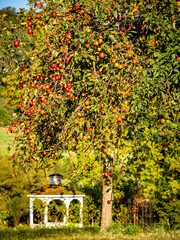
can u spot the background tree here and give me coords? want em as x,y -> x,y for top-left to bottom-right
125,0 -> 180,228
0,7 -> 17,31
0,7 -> 18,125
0,7 -> 30,125
0,153 -> 49,226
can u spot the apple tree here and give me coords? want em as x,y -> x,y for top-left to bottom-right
6,0 -> 179,228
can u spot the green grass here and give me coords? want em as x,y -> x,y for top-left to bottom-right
0,226 -> 179,240
0,127 -> 14,157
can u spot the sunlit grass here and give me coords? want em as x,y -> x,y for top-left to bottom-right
0,127 -> 14,157
16,231 -> 180,240
0,226 -> 179,240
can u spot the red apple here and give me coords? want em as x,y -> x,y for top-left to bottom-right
66,82 -> 72,88
81,9 -> 85,14
69,93 -> 74,98
103,148 -> 108,153
84,100 -> 89,105
28,21 -> 32,26
52,12 -> 57,18
132,59 -> 137,63
99,52 -> 105,58
160,118 -> 166,123
65,87 -> 70,92
22,66 -> 27,71
104,172 -> 109,177
112,2 -> 116,6
14,41 -> 19,47
36,13 -> 41,18
66,56 -> 71,62
40,110 -> 46,114
76,6 -> 80,11
121,166 -> 125,171
28,29 -> 33,34
85,43 -> 90,48
94,41 -> 99,46
65,32 -> 72,39
100,102 -> 104,107
107,200 -> 111,204
11,173 -> 15,178
51,63 -> 56,68
37,3 -> 42,8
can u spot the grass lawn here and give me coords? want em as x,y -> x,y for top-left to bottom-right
0,226 -> 179,240
0,127 -> 14,157
31,232 -> 180,240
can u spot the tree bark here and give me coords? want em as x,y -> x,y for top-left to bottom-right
101,158 -> 113,229
13,215 -> 20,226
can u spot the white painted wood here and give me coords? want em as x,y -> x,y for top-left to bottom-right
29,197 -> 34,226
27,195 -> 85,228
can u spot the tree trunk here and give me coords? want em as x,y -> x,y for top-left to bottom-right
101,158 -> 113,229
13,215 -> 20,226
